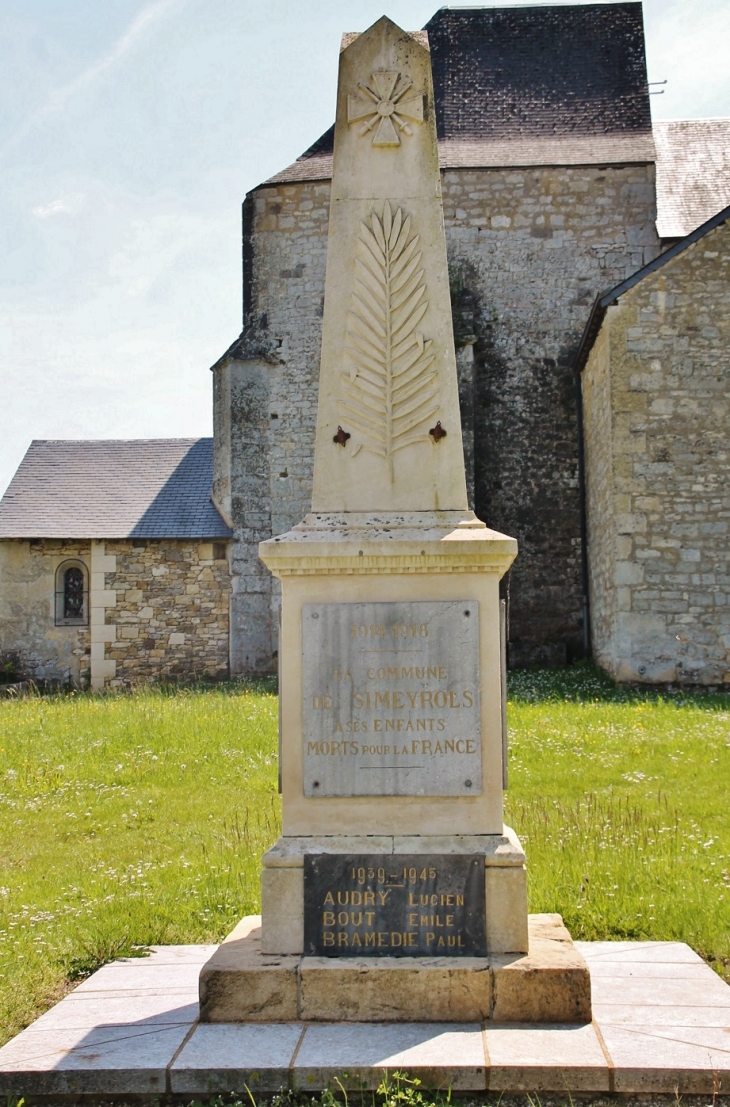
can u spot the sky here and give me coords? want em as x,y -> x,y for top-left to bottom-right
1,0 -> 728,496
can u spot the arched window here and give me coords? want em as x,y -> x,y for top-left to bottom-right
55,560 -> 89,626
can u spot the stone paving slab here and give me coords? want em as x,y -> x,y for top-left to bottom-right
170,1023 -> 304,1095
484,1023 -> 610,1092
25,995 -> 199,1032
0,1023 -> 194,1097
1,941 -> 730,1098
594,1004 -> 730,1027
599,1023 -> 730,1094
292,1023 -> 486,1092
575,941 -> 705,964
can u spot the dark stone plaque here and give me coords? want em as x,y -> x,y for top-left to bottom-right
303,853 -> 486,957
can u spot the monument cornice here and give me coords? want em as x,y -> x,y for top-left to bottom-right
259,511 -> 517,578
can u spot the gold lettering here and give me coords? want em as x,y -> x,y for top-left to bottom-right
364,931 -> 376,946
377,890 -> 389,906
323,911 -> 335,925
324,892 -> 334,906
363,892 -> 375,906
463,689 -> 473,707
409,913 -> 419,926
456,894 -> 464,907
338,932 -> 349,947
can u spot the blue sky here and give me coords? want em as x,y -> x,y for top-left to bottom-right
1,0 -> 728,496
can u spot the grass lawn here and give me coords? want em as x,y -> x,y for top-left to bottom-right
0,665 -> 728,1047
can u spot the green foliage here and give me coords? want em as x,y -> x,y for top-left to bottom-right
505,663 -> 730,978
0,682 -> 279,1044
0,656 -> 19,684
0,665 -> 728,1049
184,1070 -> 452,1107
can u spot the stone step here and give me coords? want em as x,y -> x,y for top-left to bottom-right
200,913 -> 591,1024
1,937 -> 729,1099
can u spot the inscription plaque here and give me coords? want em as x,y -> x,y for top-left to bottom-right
304,853 -> 486,957
302,600 -> 481,796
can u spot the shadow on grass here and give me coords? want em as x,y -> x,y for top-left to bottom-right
508,660 -> 730,708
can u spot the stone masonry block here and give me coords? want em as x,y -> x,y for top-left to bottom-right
299,956 -> 492,1023
199,917 -> 298,1023
261,868 -> 304,955
491,914 -> 591,1023
485,866 -> 529,954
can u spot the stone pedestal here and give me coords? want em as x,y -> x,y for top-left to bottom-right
198,14 -> 590,1028
199,914 -> 591,1025
261,830 -> 528,957
257,510 -> 527,979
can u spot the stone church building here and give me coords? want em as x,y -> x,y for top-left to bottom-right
1,3 -> 728,688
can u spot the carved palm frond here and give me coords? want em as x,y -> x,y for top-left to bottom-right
339,202 -> 439,475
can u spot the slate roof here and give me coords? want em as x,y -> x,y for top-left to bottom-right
263,3 -> 655,185
575,202 -> 730,374
653,119 -> 730,239
0,439 -> 231,540
426,4 -> 652,142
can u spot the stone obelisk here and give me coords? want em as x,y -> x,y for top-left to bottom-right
257,15 -> 529,962
199,17 -> 592,1027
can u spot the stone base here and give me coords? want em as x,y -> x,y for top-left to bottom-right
261,829 -> 530,956
199,913 -> 591,1025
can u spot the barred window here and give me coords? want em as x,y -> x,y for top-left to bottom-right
55,560 -> 88,626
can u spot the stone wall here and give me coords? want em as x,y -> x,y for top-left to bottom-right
222,164 -> 660,669
106,540 -> 230,686
0,540 -> 91,685
442,164 -> 660,664
582,218 -> 730,684
0,539 -> 230,688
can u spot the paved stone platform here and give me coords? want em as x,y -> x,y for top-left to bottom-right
0,941 -> 729,1098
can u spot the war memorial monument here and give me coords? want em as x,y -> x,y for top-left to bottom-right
199,16 -> 590,1026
